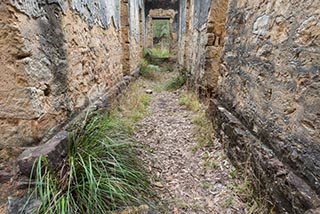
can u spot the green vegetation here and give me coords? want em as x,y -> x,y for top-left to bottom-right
228,168 -> 270,214
140,58 -> 160,80
165,72 -> 187,90
143,47 -> 169,59
177,90 -> 215,151
192,111 -> 216,151
152,19 -> 170,39
150,48 -> 169,58
109,80 -> 151,133
166,64 -> 174,72
24,80 -> 155,213
178,93 -> 200,112
152,19 -> 170,58
24,113 -> 153,213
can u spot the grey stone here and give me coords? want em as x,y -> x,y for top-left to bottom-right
17,131 -> 69,177
253,15 -> 270,36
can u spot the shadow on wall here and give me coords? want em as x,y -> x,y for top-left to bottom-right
38,3 -> 69,108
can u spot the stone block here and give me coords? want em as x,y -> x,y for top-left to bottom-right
210,100 -> 320,213
17,131 -> 69,177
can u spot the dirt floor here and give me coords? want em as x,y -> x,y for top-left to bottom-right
0,66 -> 259,214
134,70 -> 250,214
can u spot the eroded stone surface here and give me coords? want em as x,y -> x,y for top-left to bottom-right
17,131 -> 68,176
0,0 -> 144,148
178,0 -> 320,212
208,0 -> 320,212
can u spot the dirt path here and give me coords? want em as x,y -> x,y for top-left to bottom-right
134,73 -> 248,214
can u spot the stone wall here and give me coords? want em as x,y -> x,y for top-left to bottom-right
178,0 -> 213,99
179,0 -> 320,212
0,0 -> 144,148
210,0 -> 320,213
145,8 -> 178,53
121,0 -> 145,75
128,0 -> 145,74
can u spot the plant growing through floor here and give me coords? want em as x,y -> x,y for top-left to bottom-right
109,80 -> 151,133
165,69 -> 188,90
142,48 -> 162,65
178,93 -> 200,112
139,58 -> 160,80
192,110 -> 216,151
24,112 -> 153,213
165,75 -> 186,90
150,48 -> 169,58
166,64 -> 174,72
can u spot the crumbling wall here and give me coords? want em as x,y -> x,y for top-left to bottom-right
0,0 -> 144,148
204,0 -> 228,97
145,9 -> 178,51
180,0 -> 320,212
128,0 -> 145,74
178,0 -> 212,98
211,0 -> 320,213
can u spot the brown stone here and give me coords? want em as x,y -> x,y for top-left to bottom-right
17,131 -> 69,177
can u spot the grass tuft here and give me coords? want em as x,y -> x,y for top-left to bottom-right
166,64 -> 174,72
109,81 -> 151,133
178,93 -> 200,112
192,110 -> 216,151
150,48 -> 169,58
165,74 -> 187,91
139,59 -> 160,80
24,113 -> 153,213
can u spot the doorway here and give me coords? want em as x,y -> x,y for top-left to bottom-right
152,17 -> 170,58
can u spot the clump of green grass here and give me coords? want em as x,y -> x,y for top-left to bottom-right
24,113 -> 153,213
228,167 -> 270,213
166,64 -> 174,72
192,110 -> 216,151
178,93 -> 200,112
150,48 -> 169,58
177,91 -> 215,151
109,81 -> 151,133
139,58 -> 160,80
143,48 -> 169,66
165,73 -> 187,91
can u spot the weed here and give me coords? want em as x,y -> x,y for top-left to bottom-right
151,48 -> 170,58
204,159 -> 220,170
221,198 -> 233,209
192,111 -> 215,151
178,93 -> 200,112
166,64 -> 174,72
24,113 -> 154,213
165,74 -> 187,90
175,199 -> 202,211
201,181 -> 212,190
109,81 -> 151,134
228,170 -> 270,213
139,59 -> 160,80
143,48 -> 167,65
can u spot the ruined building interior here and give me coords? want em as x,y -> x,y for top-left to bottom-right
0,0 -> 319,213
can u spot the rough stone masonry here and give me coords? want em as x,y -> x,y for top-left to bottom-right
0,0 -> 319,213
178,0 -> 320,213
0,0 -> 144,148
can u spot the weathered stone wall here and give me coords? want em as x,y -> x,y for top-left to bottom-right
128,0 -> 145,74
179,0 -> 320,212
204,0 -> 228,97
0,0 -> 144,148
145,8 -> 178,52
178,0 -> 213,98
210,0 -> 320,213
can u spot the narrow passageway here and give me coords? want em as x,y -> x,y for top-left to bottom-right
1,0 -> 319,213
133,68 -> 248,213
